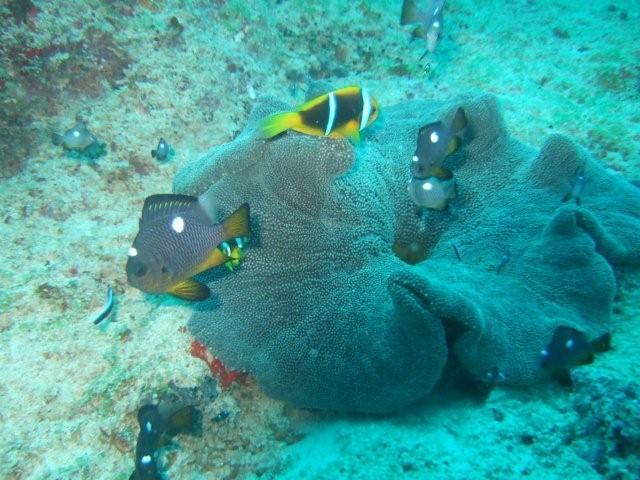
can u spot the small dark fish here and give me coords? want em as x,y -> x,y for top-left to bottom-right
496,250 -> 511,274
92,286 -> 114,325
126,194 -> 251,301
411,107 -> 467,180
562,167 -> 586,206
451,242 -> 462,261
150,138 -> 172,161
213,410 -> 230,422
129,398 -> 201,480
401,0 -> 445,55
52,122 -> 97,151
540,326 -> 611,386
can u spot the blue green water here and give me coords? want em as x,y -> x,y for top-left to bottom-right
1,1 -> 639,479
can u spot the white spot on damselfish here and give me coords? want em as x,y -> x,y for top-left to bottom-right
430,131 -> 439,143
412,155 -> 419,162
141,455 -> 152,464
128,247 -> 138,257
432,20 -> 441,28
565,339 -> 574,349
422,181 -> 433,191
145,421 -> 152,432
171,216 -> 185,233
540,349 -> 549,357
73,130 -> 80,137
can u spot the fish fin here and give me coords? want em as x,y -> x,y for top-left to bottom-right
590,332 -> 611,353
552,369 -> 573,387
400,0 -> 420,25
52,133 -> 63,146
446,136 -> 460,155
575,351 -> 595,367
561,193 -> 571,203
151,149 -> 157,158
222,203 -> 251,241
451,107 -> 468,134
197,247 -> 230,272
169,278 -> 210,301
348,130 -> 361,144
296,92 -> 330,111
166,406 -> 201,437
141,194 -> 200,225
429,166 -> 453,180
260,111 -> 300,138
411,25 -> 427,39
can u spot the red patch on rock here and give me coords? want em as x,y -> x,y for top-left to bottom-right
189,340 -> 245,389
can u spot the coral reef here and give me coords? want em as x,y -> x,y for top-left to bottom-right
566,371 -> 640,478
173,94 -> 640,413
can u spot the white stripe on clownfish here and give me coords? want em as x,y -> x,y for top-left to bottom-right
360,88 -> 372,131
325,92 -> 337,136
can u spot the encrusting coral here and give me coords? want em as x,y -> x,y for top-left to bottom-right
173,94 -> 640,413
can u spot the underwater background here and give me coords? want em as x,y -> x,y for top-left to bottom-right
1,0 -> 639,479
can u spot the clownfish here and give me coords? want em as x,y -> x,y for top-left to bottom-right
260,86 -> 379,143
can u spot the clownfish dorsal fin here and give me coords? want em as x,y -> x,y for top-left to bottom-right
141,194 -> 200,225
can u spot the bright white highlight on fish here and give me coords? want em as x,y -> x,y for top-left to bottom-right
325,92 -> 337,135
360,88 -> 372,131
171,216 -> 185,233
73,130 -> 80,137
422,181 -> 434,191
412,155 -> 419,162
128,247 -> 138,257
430,131 -> 439,143
141,455 -> 152,464
145,421 -> 152,432
565,339 -> 574,348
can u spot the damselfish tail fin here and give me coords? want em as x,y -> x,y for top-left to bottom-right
222,203 -> 251,240
260,111 -> 299,138
451,107 -> 468,135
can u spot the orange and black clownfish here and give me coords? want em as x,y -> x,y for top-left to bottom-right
260,86 -> 379,143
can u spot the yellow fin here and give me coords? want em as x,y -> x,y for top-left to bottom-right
198,247 -> 229,272
224,246 -> 245,271
261,112 -> 300,138
451,107 -> 468,134
348,130 -> 361,144
169,278 -> 210,301
429,166 -> 453,180
446,136 -> 460,156
222,203 -> 251,241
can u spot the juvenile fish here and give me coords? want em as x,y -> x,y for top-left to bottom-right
126,194 -> 250,301
52,122 -> 97,151
562,168 -> 586,206
401,0 -> 445,55
411,107 -> 467,180
261,86 -> 379,143
92,286 -> 114,325
408,174 -> 456,211
150,138 -> 173,162
130,399 -> 200,480
540,326 -> 611,386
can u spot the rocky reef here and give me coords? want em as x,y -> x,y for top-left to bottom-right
173,94 -> 640,413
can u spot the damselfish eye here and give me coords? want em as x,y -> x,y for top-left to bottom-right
161,266 -> 168,274
134,263 -> 147,277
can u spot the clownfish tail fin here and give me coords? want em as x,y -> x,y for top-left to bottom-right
260,111 -> 299,139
